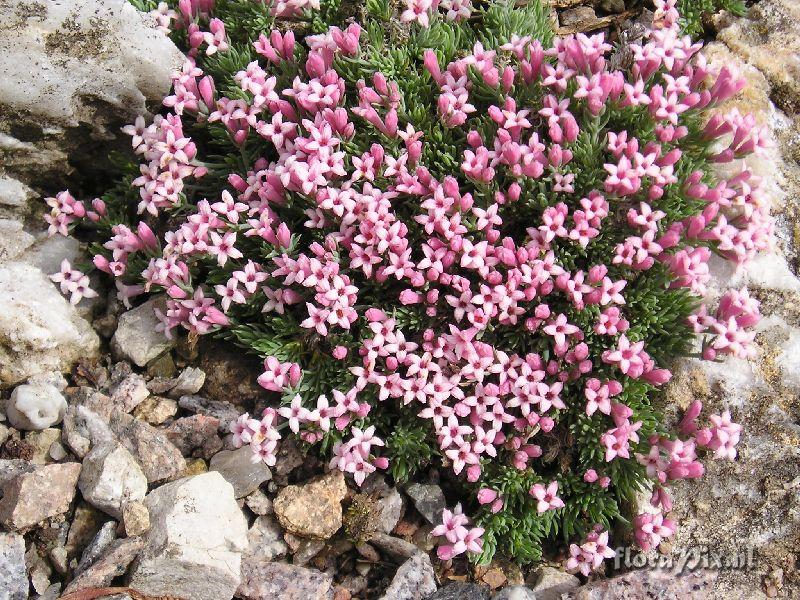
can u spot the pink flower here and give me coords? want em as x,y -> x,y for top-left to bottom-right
529,481 -> 565,513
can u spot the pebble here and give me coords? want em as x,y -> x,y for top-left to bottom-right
244,489 -> 273,515
64,535 -> 144,594
110,296 -> 175,367
6,382 -> 67,430
78,441 -> 148,518
530,566 -> 580,600
246,515 -> 288,562
237,560 -> 334,600
274,470 -> 347,540
132,396 -> 178,425
491,586 -> 537,600
75,520 -> 118,575
65,503 -> 105,560
109,373 -> 150,413
166,414 -> 223,459
121,500 -> 151,536
62,405 -> 115,458
380,552 -> 437,600
168,367 -> 206,397
0,462 -> 81,530
370,533 -> 420,561
130,471 -> 248,600
210,446 -> 272,498
110,410 -> 186,483
178,394 -> 240,432
24,427 -> 61,464
405,483 -> 446,525
429,582 -> 490,600
0,533 -> 27,600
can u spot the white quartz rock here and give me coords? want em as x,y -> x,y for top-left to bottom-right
6,383 -> 67,430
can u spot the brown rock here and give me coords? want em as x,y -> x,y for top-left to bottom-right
274,471 -> 347,540
238,560 -> 333,600
165,414 -> 223,459
122,501 -> 150,537
109,410 -> 186,483
63,536 -> 144,594
0,462 -> 81,530
132,396 -> 178,425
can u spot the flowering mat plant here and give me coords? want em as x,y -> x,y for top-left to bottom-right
46,0 -> 772,573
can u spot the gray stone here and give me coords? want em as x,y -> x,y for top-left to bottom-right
130,471 -> 248,600
210,446 -> 272,498
237,561 -> 333,600
24,427 -> 61,464
79,442 -> 148,518
109,373 -> 150,414
559,6 -> 597,28
75,520 -> 118,575
111,297 -> 174,367
6,382 -> 67,430
380,552 -> 437,600
65,536 -> 144,594
62,405 -> 115,459
405,483 -> 446,525
370,533 -> 419,561
0,459 -> 35,487
246,516 -> 288,562
568,569 -> 718,599
0,262 -> 99,384
491,586 -> 537,600
178,394 -> 240,432
0,175 -> 34,217
110,410 -> 186,483
244,489 -> 273,515
429,583 -> 490,600
0,218 -> 34,264
165,414 -> 223,459
0,462 -> 81,530
0,533 -> 27,600
168,367 -> 206,398
22,233 -> 83,278
530,566 -> 580,600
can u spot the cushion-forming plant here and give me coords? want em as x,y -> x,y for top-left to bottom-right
46,0 -> 772,569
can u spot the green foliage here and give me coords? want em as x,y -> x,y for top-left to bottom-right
677,0 -> 746,37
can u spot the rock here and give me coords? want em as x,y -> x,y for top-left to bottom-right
0,0 -> 183,189
290,537 -> 326,566
491,586 -> 537,600
238,561 -> 334,600
380,552 -> 437,600
0,533 -> 27,600
65,503 -> 105,560
0,218 -> 34,264
481,568 -> 507,590
75,520 -> 118,575
568,569 -> 718,599
70,387 -> 114,421
24,427 -> 61,464
0,462 -> 81,530
132,396 -> 177,425
197,340 -> 267,405
183,457 -> 208,476
79,442 -> 148,518
356,542 -> 380,563
168,367 -> 206,397
165,414 -> 223,459
210,446 -> 272,498
274,470 -> 347,540
130,471 -> 248,600
0,262 -> 99,384
146,352 -> 177,379
405,483 -> 446,525
371,533 -> 420,561
109,373 -> 150,413
22,233 -> 83,279
0,459 -> 35,487
110,410 -> 186,483
178,394 -> 240,432
0,175 -> 34,218
122,501 -> 151,537
65,536 -> 144,594
50,545 -> 69,575
111,297 -> 174,367
6,382 -> 67,430
62,405 -> 115,458
372,483 -> 404,534
245,489 -> 273,515
559,6 -> 597,28
599,0 -> 625,14
429,583 -> 490,600
530,566 -> 580,600
246,516 -> 288,562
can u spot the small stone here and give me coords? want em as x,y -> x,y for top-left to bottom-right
599,0 -> 626,14
122,501 -> 150,537
65,503 -> 105,560
238,561 -> 333,600
274,470 -> 347,540
168,367 -> 206,398
380,552 -> 437,600
24,427 -> 61,464
178,394 -> 240,432
130,471 -> 248,600
79,442 -> 148,518
210,446 -> 272,498
0,462 -> 81,530
75,521 -> 118,575
132,396 -> 178,426
246,515 -> 288,562
559,6 -> 597,28
375,485 -> 404,534
0,533 -> 27,600
482,568 -> 507,590
291,537 -> 326,566
530,566 -> 580,600
568,569 -> 717,599
50,545 -> 69,574
334,588 -> 352,600
6,383 -> 66,430
0,459 -> 34,487
146,352 -> 176,379
109,373 -> 150,413
0,424 -> 10,446
166,414 -> 223,459
110,410 -> 186,483
245,489 -> 273,515
429,582 -> 490,600
370,533 -> 419,561
356,542 -> 380,562
405,483 -> 446,525
49,440 -> 67,461
183,458 -> 208,476
70,387 -> 113,420
62,405 -> 115,459
65,536 -> 144,594
111,296 -> 175,367
491,586 -> 537,600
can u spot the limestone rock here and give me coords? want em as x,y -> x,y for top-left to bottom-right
569,569 -> 717,599
210,446 -> 272,498
109,373 -> 150,414
380,552 -> 437,600
0,262 -> 99,384
491,586 -> 536,600
238,561 -> 333,600
111,297 -> 174,367
110,410 -> 186,483
274,470 -> 347,539
0,533 -> 27,600
530,566 -> 580,600
130,471 -> 248,600
122,501 -> 151,537
132,396 -> 177,425
0,218 -> 34,264
0,462 -> 81,530
62,405 -> 115,459
0,175 -> 34,218
6,382 -> 67,430
168,367 -> 206,397
79,442 -> 148,518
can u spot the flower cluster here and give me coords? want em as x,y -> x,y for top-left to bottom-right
59,0 -> 766,568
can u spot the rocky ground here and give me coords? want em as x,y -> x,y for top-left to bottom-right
1,1 -> 799,599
